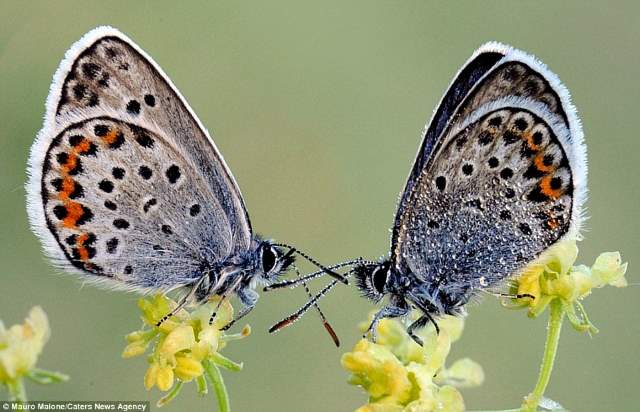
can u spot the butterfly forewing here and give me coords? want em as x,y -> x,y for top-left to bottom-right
397,50 -> 506,213
28,28 -> 252,291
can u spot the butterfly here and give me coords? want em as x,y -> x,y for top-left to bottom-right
26,26 -> 346,341
267,42 -> 587,345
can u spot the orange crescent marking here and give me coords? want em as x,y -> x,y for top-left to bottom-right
62,202 -> 84,228
77,140 -> 91,153
524,132 -> 541,151
539,175 -> 563,199
102,129 -> 119,145
60,153 -> 78,174
76,233 -> 90,261
59,177 -> 75,200
534,154 -> 555,173
56,136 -> 94,230
546,218 -> 560,230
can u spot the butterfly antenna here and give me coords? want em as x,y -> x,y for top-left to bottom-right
269,267 -> 358,335
293,264 -> 340,347
264,258 -> 364,291
274,243 -> 349,285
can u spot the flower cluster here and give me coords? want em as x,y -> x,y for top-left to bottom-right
0,306 -> 68,401
123,295 -> 249,407
508,240 -> 628,332
341,313 -> 483,412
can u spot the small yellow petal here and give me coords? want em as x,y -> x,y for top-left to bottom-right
591,252 -> 628,287
144,363 -> 159,391
160,325 -> 195,357
434,385 -> 464,412
174,355 -> 204,381
156,366 -> 174,391
122,341 -> 147,358
437,358 -> 484,388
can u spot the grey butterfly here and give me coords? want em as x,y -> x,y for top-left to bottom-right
267,42 -> 587,345
26,26 -> 345,337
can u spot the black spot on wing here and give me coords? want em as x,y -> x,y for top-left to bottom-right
519,223 -> 532,236
113,219 -> 130,229
500,168 -> 513,180
81,62 -> 100,79
166,165 -> 181,184
73,84 -> 87,100
98,179 -> 114,193
144,94 -> 156,107
143,198 -> 157,213
189,204 -> 201,217
106,238 -> 119,254
129,125 -> 155,148
126,100 -> 141,115
53,205 -> 67,220
112,167 -> 125,179
138,165 -> 152,180
435,176 -> 446,191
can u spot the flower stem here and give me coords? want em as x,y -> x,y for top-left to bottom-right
6,378 -> 27,402
521,298 -> 565,412
156,380 -> 183,407
209,351 -> 243,372
203,359 -> 230,412
27,368 -> 70,384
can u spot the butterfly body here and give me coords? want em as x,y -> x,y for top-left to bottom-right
26,27 -> 335,331
352,42 -> 587,344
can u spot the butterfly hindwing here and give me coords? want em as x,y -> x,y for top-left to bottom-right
27,27 -> 252,292
392,43 -> 587,292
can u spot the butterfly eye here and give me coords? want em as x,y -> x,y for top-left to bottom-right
372,266 -> 388,294
262,245 -> 278,274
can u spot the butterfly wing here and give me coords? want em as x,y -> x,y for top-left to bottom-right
26,27 -> 252,292
392,43 -> 587,293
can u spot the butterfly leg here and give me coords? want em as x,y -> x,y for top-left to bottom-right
220,288 -> 258,331
364,298 -> 409,343
406,315 -> 437,346
209,275 -> 244,325
156,274 -> 209,327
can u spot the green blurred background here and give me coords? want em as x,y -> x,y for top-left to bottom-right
1,1 -> 638,411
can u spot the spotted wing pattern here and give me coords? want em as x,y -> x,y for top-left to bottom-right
392,43 -> 586,296
27,27 -> 251,292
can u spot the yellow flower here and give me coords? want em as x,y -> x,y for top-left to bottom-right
124,295 -> 248,407
510,239 -> 628,332
343,313 -> 482,412
0,307 -> 68,401
0,307 -> 49,381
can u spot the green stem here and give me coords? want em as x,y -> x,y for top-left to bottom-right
196,373 -> 208,396
156,380 -> 183,407
27,368 -> 70,384
6,378 -> 27,402
203,359 -> 230,412
209,351 -> 243,372
522,298 -> 565,412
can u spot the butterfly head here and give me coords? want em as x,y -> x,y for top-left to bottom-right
257,241 -> 296,284
354,260 -> 393,302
